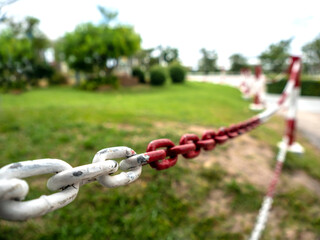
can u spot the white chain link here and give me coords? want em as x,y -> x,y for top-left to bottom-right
0,147 -> 145,221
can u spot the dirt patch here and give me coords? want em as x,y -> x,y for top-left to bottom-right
286,171 -> 320,197
154,121 -> 320,193
199,189 -> 231,217
193,134 -> 275,189
151,121 -> 320,238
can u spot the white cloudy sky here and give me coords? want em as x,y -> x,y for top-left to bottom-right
2,0 -> 320,69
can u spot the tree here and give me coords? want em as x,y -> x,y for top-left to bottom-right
229,53 -> 248,73
302,34 -> 320,74
0,16 -> 52,88
198,48 -> 218,74
162,46 -> 179,64
55,7 -> 141,78
97,5 -> 118,25
259,38 -> 292,73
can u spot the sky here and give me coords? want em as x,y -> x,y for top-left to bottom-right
2,0 -> 320,69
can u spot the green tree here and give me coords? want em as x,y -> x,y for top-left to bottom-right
198,48 -> 218,74
55,8 -> 141,79
302,34 -> 320,74
229,53 -> 248,73
162,46 -> 179,64
259,39 -> 292,73
0,16 -> 52,89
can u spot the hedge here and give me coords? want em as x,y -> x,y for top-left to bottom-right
267,80 -> 320,97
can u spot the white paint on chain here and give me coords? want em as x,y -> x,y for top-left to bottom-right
0,179 -> 29,200
93,146 -> 143,188
249,197 -> 273,240
277,139 -> 288,163
0,159 -> 72,179
249,140 -> 288,239
0,159 -> 78,221
257,104 -> 279,123
119,153 -> 150,170
0,183 -> 79,221
47,160 -> 119,191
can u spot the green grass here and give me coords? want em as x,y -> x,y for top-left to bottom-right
0,82 -> 319,239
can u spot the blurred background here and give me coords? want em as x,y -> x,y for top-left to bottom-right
0,0 -> 319,239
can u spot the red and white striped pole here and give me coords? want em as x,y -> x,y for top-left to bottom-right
278,56 -> 304,153
250,65 -> 265,111
240,68 -> 252,99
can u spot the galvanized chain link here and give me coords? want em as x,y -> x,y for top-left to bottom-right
0,147 -> 149,221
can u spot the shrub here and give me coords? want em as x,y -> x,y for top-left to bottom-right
0,78 -> 26,92
169,63 -> 186,83
132,67 -> 145,84
79,75 -> 119,91
49,72 -> 68,85
267,79 -> 320,97
150,66 -> 166,86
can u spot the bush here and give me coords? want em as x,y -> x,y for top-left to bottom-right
79,75 -> 119,91
169,64 -> 186,83
49,72 -> 68,85
0,77 -> 26,92
150,66 -> 166,86
267,79 -> 320,97
132,67 -> 145,84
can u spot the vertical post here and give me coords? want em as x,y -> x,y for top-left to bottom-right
250,65 -> 265,111
240,67 -> 251,99
278,56 -> 304,153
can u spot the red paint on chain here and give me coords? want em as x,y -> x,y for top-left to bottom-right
145,117 -> 261,170
226,124 -> 239,138
167,143 -> 196,156
145,150 -> 166,163
197,139 -> 215,150
146,139 -> 178,170
236,123 -> 246,134
201,130 -> 216,150
215,128 -> 229,144
179,134 -> 201,158
267,161 -> 283,197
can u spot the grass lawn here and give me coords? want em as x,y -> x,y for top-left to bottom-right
0,82 -> 319,239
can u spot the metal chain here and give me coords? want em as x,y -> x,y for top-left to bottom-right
0,117 -> 260,221
0,59 -> 301,221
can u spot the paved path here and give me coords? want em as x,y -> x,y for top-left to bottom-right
188,75 -> 320,150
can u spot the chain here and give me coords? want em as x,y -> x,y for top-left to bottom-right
0,116 -> 261,221
0,58 -> 301,222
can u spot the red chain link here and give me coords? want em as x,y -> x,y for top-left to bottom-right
179,134 -> 201,159
146,139 -> 178,170
145,118 -> 261,170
